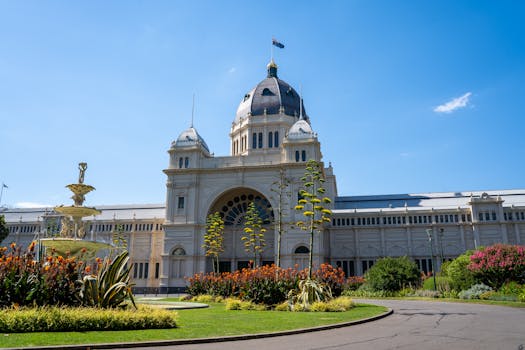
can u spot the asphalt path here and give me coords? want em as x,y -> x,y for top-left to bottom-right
126,299 -> 525,350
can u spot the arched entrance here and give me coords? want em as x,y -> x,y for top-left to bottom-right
207,188 -> 274,272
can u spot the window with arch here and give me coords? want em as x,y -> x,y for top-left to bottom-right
171,247 -> 186,278
274,131 -> 279,147
295,150 -> 300,162
301,150 -> 306,161
258,132 -> 263,148
178,157 -> 183,168
294,246 -> 310,254
184,157 -> 189,168
252,133 -> 257,149
268,132 -> 273,148
214,192 -> 274,226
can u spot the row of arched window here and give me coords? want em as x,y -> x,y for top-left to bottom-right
178,157 -> 190,169
295,150 -> 307,162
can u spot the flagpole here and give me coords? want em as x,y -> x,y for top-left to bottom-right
0,183 -> 6,207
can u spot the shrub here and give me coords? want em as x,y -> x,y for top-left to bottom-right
408,289 -> 441,298
365,256 -> 420,292
468,244 -> 525,289
343,276 -> 366,291
519,288 -> 525,302
497,281 -> 522,296
422,276 -> 451,292
289,278 -> 332,311
274,301 -> 290,311
186,264 -> 346,305
0,242 -> 85,307
444,251 -> 477,291
78,250 -> 136,309
224,298 -> 265,311
458,283 -> 492,299
0,305 -> 176,333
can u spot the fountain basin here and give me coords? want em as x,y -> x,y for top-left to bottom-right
54,205 -> 101,217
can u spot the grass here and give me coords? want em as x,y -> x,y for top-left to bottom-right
352,296 -> 525,308
0,302 -> 387,348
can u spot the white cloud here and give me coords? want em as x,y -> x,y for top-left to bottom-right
228,67 -> 236,74
434,92 -> 472,114
16,202 -> 53,208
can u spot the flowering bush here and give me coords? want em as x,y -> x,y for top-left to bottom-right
0,242 -> 86,308
343,276 -> 366,291
468,244 -> 525,289
186,263 -> 346,305
458,283 -> 492,299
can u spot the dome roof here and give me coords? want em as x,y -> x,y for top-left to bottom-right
287,119 -> 316,140
235,60 -> 307,123
172,127 -> 209,152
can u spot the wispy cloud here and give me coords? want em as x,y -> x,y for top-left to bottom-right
16,202 -> 53,208
434,92 -> 472,114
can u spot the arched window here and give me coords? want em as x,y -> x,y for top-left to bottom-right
274,131 -> 279,147
178,157 -> 183,168
252,133 -> 257,149
172,247 -> 186,256
258,132 -> 263,148
301,150 -> 306,162
295,150 -> 300,162
262,88 -> 274,96
184,157 -> 189,168
268,132 -> 273,148
294,246 -> 310,254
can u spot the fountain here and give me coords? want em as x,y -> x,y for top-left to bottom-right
40,163 -> 109,257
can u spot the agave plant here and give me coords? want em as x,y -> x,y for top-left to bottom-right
79,250 -> 136,309
288,278 -> 332,311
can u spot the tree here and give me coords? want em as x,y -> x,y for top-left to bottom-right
0,215 -> 9,245
294,160 -> 332,279
270,168 -> 291,268
241,202 -> 266,268
203,212 -> 225,273
365,256 -> 421,292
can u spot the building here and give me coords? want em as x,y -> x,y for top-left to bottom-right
2,60 -> 525,292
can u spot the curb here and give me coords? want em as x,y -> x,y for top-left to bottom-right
10,308 -> 393,350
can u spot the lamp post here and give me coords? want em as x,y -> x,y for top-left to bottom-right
438,228 -> 445,264
425,228 -> 437,291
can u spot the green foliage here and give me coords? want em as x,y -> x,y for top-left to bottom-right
443,251 -> 477,291
365,256 -> 420,292
408,289 -> 442,298
422,276 -> 451,292
0,305 -> 176,333
289,278 -> 332,311
458,283 -> 492,299
241,202 -> 267,267
0,215 -> 9,244
0,242 -> 84,307
468,244 -> 525,288
295,160 -> 332,278
78,250 -> 136,309
224,298 -> 266,311
203,212 -> 225,273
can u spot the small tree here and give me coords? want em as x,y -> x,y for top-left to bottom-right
0,215 -> 8,245
366,256 -> 421,292
294,160 -> 332,279
468,244 -> 525,288
270,168 -> 291,268
241,202 -> 266,268
203,212 -> 225,273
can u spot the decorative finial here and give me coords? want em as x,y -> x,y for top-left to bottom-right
267,59 -> 278,78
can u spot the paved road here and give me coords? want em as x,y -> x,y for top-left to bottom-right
128,299 -> 525,350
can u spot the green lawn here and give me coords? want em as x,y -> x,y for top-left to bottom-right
0,302 -> 387,348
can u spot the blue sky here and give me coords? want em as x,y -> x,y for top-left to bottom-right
1,1 -> 524,208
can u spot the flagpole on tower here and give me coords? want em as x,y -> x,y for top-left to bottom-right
0,183 -> 7,208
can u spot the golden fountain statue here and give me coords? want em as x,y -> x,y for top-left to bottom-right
54,162 -> 101,239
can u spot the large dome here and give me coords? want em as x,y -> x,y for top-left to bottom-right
235,60 -> 307,123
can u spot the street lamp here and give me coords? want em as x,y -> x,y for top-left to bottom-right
438,228 -> 445,264
425,228 -> 437,291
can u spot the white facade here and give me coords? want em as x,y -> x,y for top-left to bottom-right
2,61 -> 525,292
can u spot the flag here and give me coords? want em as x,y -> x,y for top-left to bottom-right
272,38 -> 284,49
